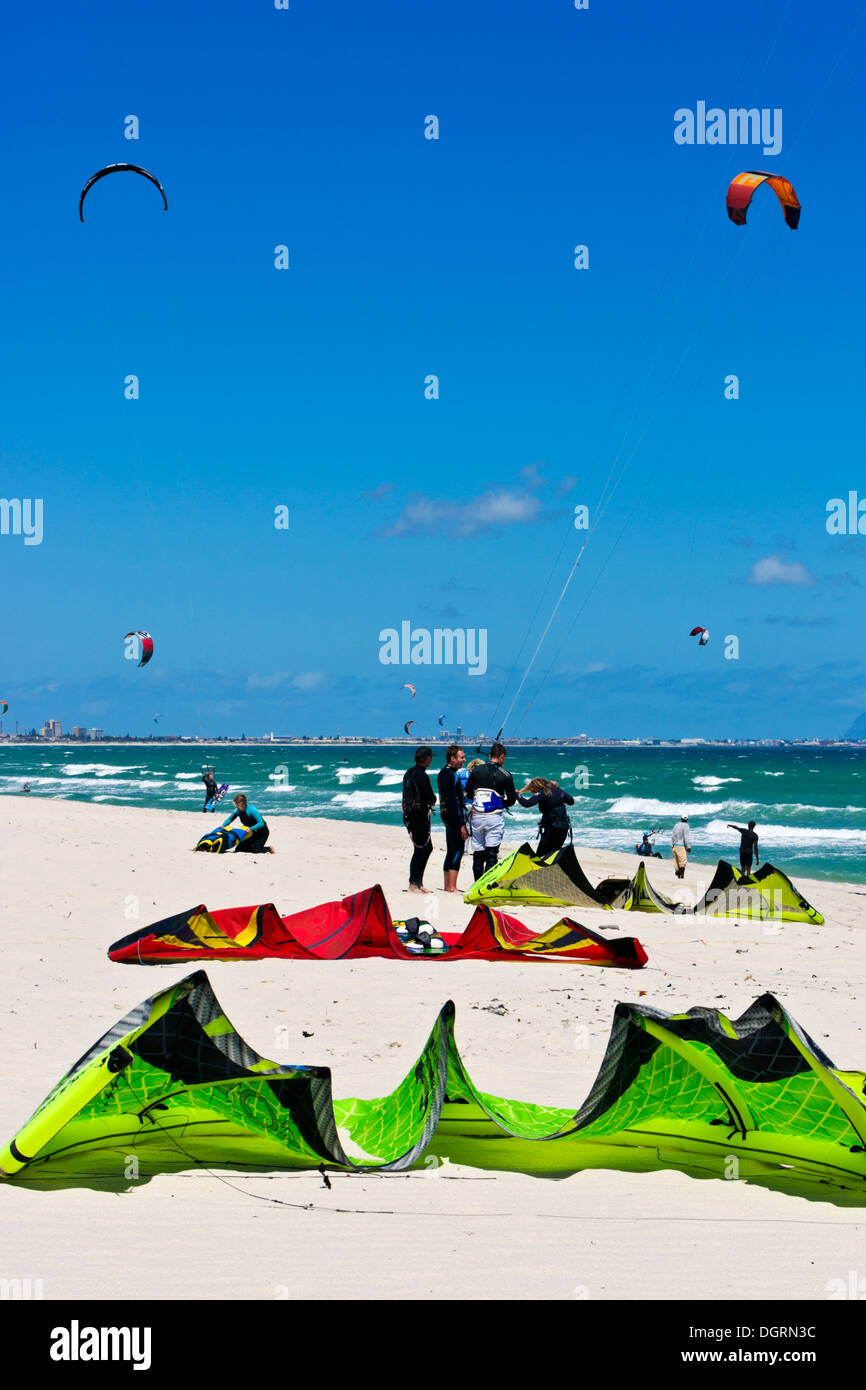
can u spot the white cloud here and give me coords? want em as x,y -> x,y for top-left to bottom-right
385,487 -> 542,537
748,555 -> 814,587
247,672 -> 290,690
292,671 -> 326,691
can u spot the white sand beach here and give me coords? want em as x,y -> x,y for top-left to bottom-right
1,794 -> 864,1301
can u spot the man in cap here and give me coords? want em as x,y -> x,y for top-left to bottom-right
670,814 -> 691,879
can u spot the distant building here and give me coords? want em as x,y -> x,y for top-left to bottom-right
41,720 -> 62,738
72,726 -> 88,739
89,728 -> 105,741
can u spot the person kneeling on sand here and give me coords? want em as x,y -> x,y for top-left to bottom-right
670,814 -> 691,879
222,794 -> 274,854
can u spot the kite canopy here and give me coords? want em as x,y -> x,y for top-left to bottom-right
0,701 -> 7,715
726,171 -> 801,229
3,971 -> 865,1202
123,630 -> 153,667
193,826 -> 251,853
79,164 -> 168,221
619,859 -> 825,922
464,843 -> 631,910
464,843 -> 824,923
107,885 -> 647,967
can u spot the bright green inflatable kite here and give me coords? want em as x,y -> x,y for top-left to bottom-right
464,844 -> 825,923
2,971 -> 863,1202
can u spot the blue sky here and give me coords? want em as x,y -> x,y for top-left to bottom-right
0,0 -> 863,739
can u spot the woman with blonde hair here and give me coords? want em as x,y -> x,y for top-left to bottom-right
517,777 -> 575,857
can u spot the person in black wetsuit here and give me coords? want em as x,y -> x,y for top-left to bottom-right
517,777 -> 575,857
727,820 -> 760,875
223,794 -> 273,853
437,744 -> 468,892
463,742 -> 517,880
402,747 -> 437,893
201,768 -> 219,812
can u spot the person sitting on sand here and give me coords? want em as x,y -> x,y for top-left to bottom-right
402,747 -> 437,893
437,744 -> 468,893
670,814 -> 691,879
727,820 -> 760,875
221,794 -> 273,853
517,777 -> 575,857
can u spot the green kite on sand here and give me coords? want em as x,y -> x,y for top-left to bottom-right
464,844 -> 824,923
2,971 -> 863,1202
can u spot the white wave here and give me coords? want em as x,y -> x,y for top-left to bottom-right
0,775 -> 64,786
304,764 -> 322,771
704,818 -> 866,846
122,778 -> 173,789
760,771 -> 785,777
508,826 -> 646,851
376,769 -> 404,786
605,796 -> 754,819
174,773 -> 200,780
53,776 -> 173,791
692,776 -> 742,788
758,802 -> 866,817
62,763 -> 138,775
331,790 -> 401,810
335,766 -> 373,784
559,770 -> 600,786
265,784 -> 297,794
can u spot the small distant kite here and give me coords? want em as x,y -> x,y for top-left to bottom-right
153,714 -> 160,724
402,684 -> 417,698
726,171 -> 800,229
124,630 -> 154,667
438,714 -> 446,727
689,626 -> 710,647
403,720 -> 415,736
0,701 -> 7,715
79,164 -> 168,222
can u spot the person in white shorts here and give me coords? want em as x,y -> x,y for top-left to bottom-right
464,743 -> 517,880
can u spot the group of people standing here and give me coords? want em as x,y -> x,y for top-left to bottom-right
402,743 -> 575,894
404,748 -> 764,894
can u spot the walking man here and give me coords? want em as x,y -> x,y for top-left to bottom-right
671,814 -> 691,879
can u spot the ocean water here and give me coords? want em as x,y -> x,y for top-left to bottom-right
1,743 -> 864,883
